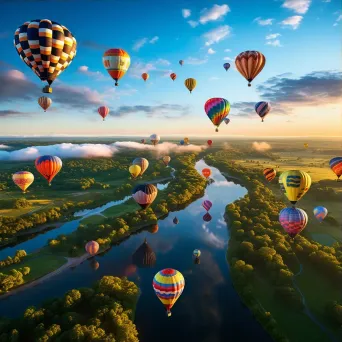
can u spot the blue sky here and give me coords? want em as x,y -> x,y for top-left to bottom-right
0,0 -> 341,137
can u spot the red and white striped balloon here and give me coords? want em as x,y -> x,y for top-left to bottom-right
98,106 -> 109,121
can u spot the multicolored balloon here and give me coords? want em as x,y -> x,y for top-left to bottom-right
98,106 -> 109,121
85,241 -> 99,256
38,97 -> 52,112
170,73 -> 176,81
152,268 -> 185,317
313,206 -> 328,223
173,217 -> 179,225
132,184 -> 158,209
263,168 -> 276,182
223,63 -> 230,71
329,157 -> 342,180
255,102 -> 271,122
185,78 -> 196,93
163,156 -> 171,166
202,200 -> 212,212
224,118 -> 230,125
279,170 -> 311,205
12,171 -> 34,193
207,140 -> 213,146
235,51 -> 266,86
279,207 -> 308,239
142,73 -> 149,81
129,165 -> 141,179
103,48 -> 130,86
204,98 -> 230,132
179,60 -> 184,66
203,212 -> 212,222
35,155 -> 62,185
202,168 -> 212,179
133,158 -> 149,176
150,134 -> 160,146
193,249 -> 201,257
14,19 -> 77,92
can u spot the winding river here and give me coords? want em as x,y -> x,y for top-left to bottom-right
0,160 -> 273,342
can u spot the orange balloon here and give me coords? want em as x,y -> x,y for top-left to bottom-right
142,73 -> 149,81
85,241 -> 99,256
202,168 -> 212,179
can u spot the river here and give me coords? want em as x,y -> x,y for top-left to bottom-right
0,160 -> 273,342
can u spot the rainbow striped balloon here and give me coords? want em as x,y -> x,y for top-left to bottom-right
204,98 -> 230,132
152,268 -> 185,317
329,157 -> 342,180
279,207 -> 308,238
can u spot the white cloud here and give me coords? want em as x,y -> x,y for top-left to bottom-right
334,14 -> 342,25
188,20 -> 199,28
6,69 -> 26,80
129,62 -> 156,78
0,144 -> 10,149
199,4 -> 230,24
0,142 -> 207,161
266,39 -> 282,47
149,36 -> 159,44
254,17 -> 274,26
224,48 -> 231,52
223,56 -> 233,61
155,58 -> 171,66
209,76 -> 219,81
282,0 -> 311,14
208,48 -> 216,54
185,57 -> 208,65
252,142 -> 272,152
132,38 -> 148,51
77,65 -> 104,79
182,9 -> 191,18
266,33 -> 281,40
281,15 -> 303,29
322,0 -> 331,2
203,25 -> 231,46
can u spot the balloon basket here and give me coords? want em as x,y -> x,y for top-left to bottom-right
43,86 -> 52,94
167,311 -> 171,317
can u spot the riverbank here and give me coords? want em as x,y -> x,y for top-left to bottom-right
205,151 -> 341,342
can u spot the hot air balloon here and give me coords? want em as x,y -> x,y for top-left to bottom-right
304,143 -> 309,149
170,73 -> 176,81
149,224 -> 159,234
180,140 -> 185,145
184,137 -> 189,144
38,97 -> 52,112
133,158 -> 149,176
255,102 -> 271,122
152,268 -> 185,317
202,168 -> 212,179
235,51 -> 266,87
85,241 -> 99,256
129,165 -> 141,180
163,156 -> 171,166
207,140 -> 213,146
132,184 -> 158,209
35,155 -> 62,185
263,168 -> 276,182
185,78 -> 196,93
150,134 -> 160,146
173,217 -> 179,225
202,200 -> 212,212
203,212 -> 212,222
12,171 -> 34,193
279,170 -> 311,205
90,258 -> 99,271
14,19 -> 77,93
223,63 -> 230,71
103,49 -> 130,86
132,238 -> 156,268
329,157 -> 342,180
141,139 -> 146,144
179,60 -> 184,66
193,249 -> 201,258
204,98 -> 230,132
142,73 -> 149,82
224,118 -> 230,125
279,207 -> 308,239
313,206 -> 328,223
98,106 -> 109,121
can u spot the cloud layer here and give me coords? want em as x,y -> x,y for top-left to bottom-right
252,142 -> 272,152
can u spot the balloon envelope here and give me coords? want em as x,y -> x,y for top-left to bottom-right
98,106 -> 109,120
179,60 -> 184,66
202,200 -> 212,212
204,98 -> 230,132
152,268 -> 185,317
132,239 -> 156,268
202,168 -> 212,179
38,97 -> 52,112
170,73 -> 176,81
12,171 -> 34,193
150,134 -> 160,146
129,165 -> 141,179
35,155 -> 62,185
224,118 -> 230,125
85,241 -> 99,256
207,140 -> 213,146
223,63 -> 230,71
203,212 -> 212,222
163,156 -> 171,166
255,102 -> 271,122
313,206 -> 328,222
133,158 -> 149,176
263,168 -> 276,182
103,49 -> 130,86
329,157 -> 342,179
279,170 -> 311,205
279,207 -> 308,238
142,73 -> 149,81
132,184 -> 158,209
185,78 -> 196,93
173,217 -> 179,224
193,249 -> 201,257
